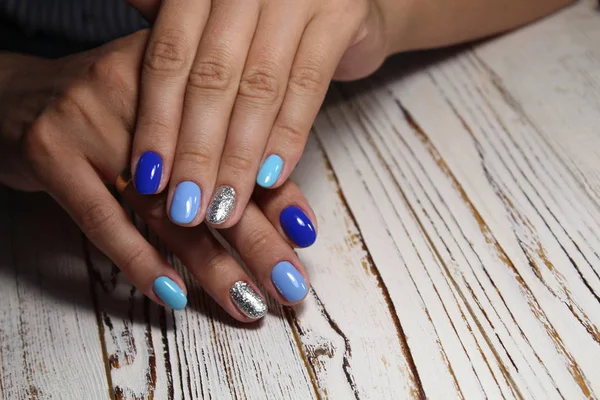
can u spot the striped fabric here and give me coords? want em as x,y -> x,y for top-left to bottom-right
0,0 -> 147,43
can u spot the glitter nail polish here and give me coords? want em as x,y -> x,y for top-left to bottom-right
229,281 -> 267,319
206,186 -> 236,224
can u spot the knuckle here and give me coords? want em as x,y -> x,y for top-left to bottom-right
288,64 -> 326,94
143,32 -> 189,73
23,85 -> 92,171
188,58 -> 235,92
199,247 -> 229,275
238,65 -> 280,103
120,244 -> 149,274
273,122 -> 307,149
176,141 -> 218,171
89,52 -> 130,93
79,201 -> 119,241
221,150 -> 254,174
136,112 -> 175,137
243,227 -> 272,256
22,115 -> 57,167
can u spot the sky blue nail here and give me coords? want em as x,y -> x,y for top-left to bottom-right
257,155 -> 283,188
135,151 -> 162,194
153,276 -> 187,310
271,261 -> 308,302
170,181 -> 201,224
280,206 -> 316,248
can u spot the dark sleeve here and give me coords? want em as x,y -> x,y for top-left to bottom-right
0,0 -> 147,57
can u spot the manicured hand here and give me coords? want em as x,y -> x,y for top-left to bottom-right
127,0 -> 389,228
0,29 -> 318,317
126,181 -> 317,318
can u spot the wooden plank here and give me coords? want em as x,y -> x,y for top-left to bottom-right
0,190 -> 110,399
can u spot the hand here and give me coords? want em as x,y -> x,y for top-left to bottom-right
125,180 -> 317,320
126,0 -> 389,229
0,30 -> 318,318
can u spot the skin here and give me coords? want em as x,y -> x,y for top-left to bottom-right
125,0 -> 576,230
0,30 -> 315,321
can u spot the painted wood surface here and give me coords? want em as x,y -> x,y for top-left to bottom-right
1,2 -> 598,399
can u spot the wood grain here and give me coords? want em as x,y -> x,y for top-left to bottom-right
1,1 -> 598,399
0,191 -> 109,399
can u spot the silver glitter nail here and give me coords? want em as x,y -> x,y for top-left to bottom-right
229,281 -> 267,319
206,185 -> 236,224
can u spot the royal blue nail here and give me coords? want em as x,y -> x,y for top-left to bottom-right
257,154 -> 283,188
280,206 -> 316,248
153,276 -> 187,310
170,181 -> 201,224
135,151 -> 162,194
271,261 -> 308,302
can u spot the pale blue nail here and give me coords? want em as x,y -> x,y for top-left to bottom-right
257,155 -> 283,188
153,276 -> 187,310
271,261 -> 308,302
170,181 -> 201,224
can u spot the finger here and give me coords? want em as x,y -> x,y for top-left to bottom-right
45,157 -> 188,310
221,201 -> 310,305
205,2 -> 312,228
131,0 -> 209,195
166,0 -> 259,226
122,187 -> 268,321
253,181 -> 318,248
257,15 -> 359,190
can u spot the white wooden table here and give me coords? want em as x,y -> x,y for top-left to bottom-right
1,2 -> 599,399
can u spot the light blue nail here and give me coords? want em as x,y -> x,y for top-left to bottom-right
271,261 -> 308,302
257,155 -> 283,188
170,181 -> 201,224
153,276 -> 187,310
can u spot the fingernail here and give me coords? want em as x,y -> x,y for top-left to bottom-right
170,181 -> 201,224
135,151 -> 162,194
256,154 -> 283,188
206,185 -> 235,224
153,276 -> 187,310
271,261 -> 308,302
229,281 -> 267,319
280,206 -> 317,248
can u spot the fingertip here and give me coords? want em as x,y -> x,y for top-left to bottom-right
205,185 -> 237,227
280,205 -> 317,248
256,154 -> 284,188
270,261 -> 310,304
152,275 -> 188,310
229,281 -> 268,321
168,180 -> 202,226
133,151 -> 164,195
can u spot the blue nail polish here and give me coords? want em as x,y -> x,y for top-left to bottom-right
135,152 -> 162,194
271,261 -> 308,302
153,276 -> 187,310
170,181 -> 201,224
280,206 -> 316,248
257,155 -> 283,188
